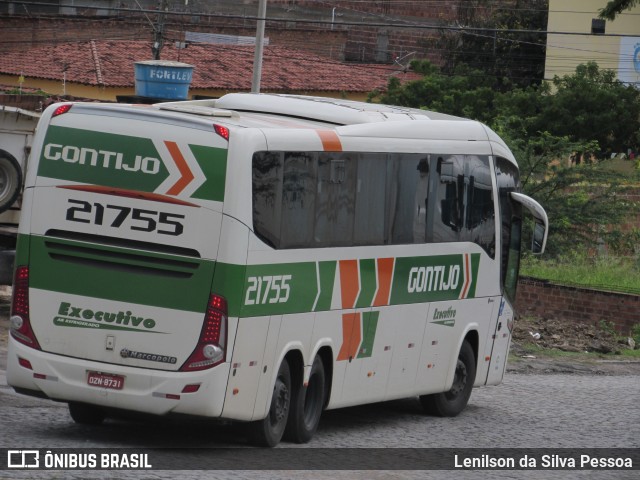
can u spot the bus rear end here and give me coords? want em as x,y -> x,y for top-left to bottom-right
7,102 -> 232,419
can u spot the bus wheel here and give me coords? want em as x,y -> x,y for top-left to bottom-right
420,340 -> 476,417
285,355 -> 325,443
68,402 -> 106,425
0,152 -> 22,214
250,358 -> 291,447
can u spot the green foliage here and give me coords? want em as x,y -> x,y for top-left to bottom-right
599,0 -> 640,20
632,323 -> 640,346
536,63 -> 640,154
598,319 -> 617,336
433,0 -> 548,89
370,61 -> 498,123
520,252 -> 640,294
371,60 -> 640,260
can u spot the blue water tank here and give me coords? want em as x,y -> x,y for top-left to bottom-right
134,60 -> 194,100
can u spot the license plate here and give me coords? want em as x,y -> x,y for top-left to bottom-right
87,371 -> 124,390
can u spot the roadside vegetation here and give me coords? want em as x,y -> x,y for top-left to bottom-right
370,61 -> 640,266
520,252 -> 640,295
368,3 -> 640,295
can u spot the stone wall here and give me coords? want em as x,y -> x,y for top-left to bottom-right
515,277 -> 640,335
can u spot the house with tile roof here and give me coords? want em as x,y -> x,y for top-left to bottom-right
0,40 -> 421,101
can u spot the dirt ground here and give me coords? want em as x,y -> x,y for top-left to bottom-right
1,288 -> 639,375
508,315 -> 640,375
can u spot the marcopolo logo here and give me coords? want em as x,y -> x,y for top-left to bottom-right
53,302 -> 160,333
43,143 -> 162,175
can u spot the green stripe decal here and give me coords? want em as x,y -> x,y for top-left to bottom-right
190,144 -> 227,202
355,259 -> 376,309
390,254 -> 480,304
38,126 -> 170,192
357,311 -> 379,358
314,261 -> 337,312
37,126 -> 228,200
29,235 -> 214,313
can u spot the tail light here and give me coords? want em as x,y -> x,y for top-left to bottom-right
180,294 -> 227,372
213,124 -> 230,141
52,103 -> 72,117
10,266 -> 41,350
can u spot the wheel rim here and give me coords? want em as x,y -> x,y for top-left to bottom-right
447,358 -> 467,398
270,376 -> 289,427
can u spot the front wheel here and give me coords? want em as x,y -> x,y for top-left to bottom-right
420,340 -> 476,417
249,358 -> 291,447
285,355 -> 325,443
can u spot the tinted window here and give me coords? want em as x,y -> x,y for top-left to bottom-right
252,151 -> 495,257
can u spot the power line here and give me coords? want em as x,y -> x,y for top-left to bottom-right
3,1 -> 639,37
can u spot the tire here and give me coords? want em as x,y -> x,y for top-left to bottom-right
68,402 -> 107,425
0,153 -> 22,214
250,359 -> 291,447
284,355 -> 325,444
420,340 -> 476,417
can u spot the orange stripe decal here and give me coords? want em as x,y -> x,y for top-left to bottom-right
373,257 -> 394,306
460,254 -> 471,299
58,185 -> 199,207
339,259 -> 360,309
337,312 -> 362,361
165,141 -> 195,196
316,130 -> 343,152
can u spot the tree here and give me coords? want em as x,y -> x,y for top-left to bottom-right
370,61 -> 498,123
528,62 -> 640,156
599,0 -> 640,20
371,62 -> 640,257
433,0 -> 548,90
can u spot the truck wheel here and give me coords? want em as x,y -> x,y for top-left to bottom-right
420,340 -> 476,417
68,402 -> 106,425
250,358 -> 291,447
284,355 -> 325,443
0,153 -> 22,214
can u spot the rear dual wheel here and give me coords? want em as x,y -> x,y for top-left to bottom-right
250,355 -> 326,447
250,359 -> 292,447
285,355 -> 325,444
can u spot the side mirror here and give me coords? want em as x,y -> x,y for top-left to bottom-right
510,192 -> 549,255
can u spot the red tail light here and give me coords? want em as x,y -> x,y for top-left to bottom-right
214,124 -> 230,141
10,266 -> 41,350
180,294 -> 227,372
52,104 -> 72,117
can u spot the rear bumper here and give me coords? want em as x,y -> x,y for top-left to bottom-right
6,336 -> 231,418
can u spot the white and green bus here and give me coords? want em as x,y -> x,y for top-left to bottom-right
7,94 -> 547,446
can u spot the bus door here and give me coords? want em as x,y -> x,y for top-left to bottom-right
485,298 -> 513,385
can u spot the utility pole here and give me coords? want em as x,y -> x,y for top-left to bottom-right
152,0 -> 169,60
251,0 -> 267,93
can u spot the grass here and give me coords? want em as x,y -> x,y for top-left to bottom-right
520,252 -> 640,294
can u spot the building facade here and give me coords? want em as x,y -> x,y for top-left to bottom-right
545,0 -> 640,86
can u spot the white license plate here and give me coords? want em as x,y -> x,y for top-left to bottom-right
87,371 -> 125,390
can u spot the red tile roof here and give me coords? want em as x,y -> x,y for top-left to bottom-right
0,40 -> 421,93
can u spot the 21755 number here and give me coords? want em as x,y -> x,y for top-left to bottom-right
66,199 -> 185,236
